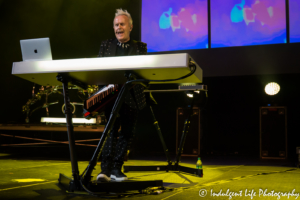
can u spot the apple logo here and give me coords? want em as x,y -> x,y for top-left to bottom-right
34,49 -> 38,53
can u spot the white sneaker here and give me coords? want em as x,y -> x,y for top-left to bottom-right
97,172 -> 111,182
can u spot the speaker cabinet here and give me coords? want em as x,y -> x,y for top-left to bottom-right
260,106 -> 287,159
176,107 -> 201,156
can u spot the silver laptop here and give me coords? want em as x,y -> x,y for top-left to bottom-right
20,38 -> 52,61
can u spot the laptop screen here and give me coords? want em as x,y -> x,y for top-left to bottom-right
20,38 -> 52,61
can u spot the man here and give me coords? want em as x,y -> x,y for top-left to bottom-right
96,9 -> 147,182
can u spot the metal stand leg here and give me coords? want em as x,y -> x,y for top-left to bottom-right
149,106 -> 172,167
57,75 -> 80,190
174,97 -> 195,168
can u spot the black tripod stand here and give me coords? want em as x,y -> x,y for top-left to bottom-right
123,91 -> 203,177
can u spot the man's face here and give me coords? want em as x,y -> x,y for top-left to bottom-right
113,15 -> 132,43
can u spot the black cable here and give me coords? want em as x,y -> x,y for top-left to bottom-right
80,168 -> 87,177
79,177 -> 97,196
79,177 -> 118,198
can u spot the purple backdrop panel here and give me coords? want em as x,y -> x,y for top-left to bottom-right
211,0 -> 286,48
289,0 -> 300,43
142,0 -> 208,52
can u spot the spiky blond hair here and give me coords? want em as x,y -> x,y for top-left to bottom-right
114,8 -> 133,26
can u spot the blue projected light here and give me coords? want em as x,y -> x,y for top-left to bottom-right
211,0 -> 286,48
142,0 -> 208,52
289,0 -> 300,43
230,0 -> 245,23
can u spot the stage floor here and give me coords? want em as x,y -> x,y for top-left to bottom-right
0,154 -> 299,200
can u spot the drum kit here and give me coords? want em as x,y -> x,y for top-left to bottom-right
22,84 -> 100,123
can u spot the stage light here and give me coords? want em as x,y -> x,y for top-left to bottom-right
265,82 -> 280,95
41,117 -> 96,124
185,91 -> 194,98
187,93 -> 193,98
185,90 -> 200,98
